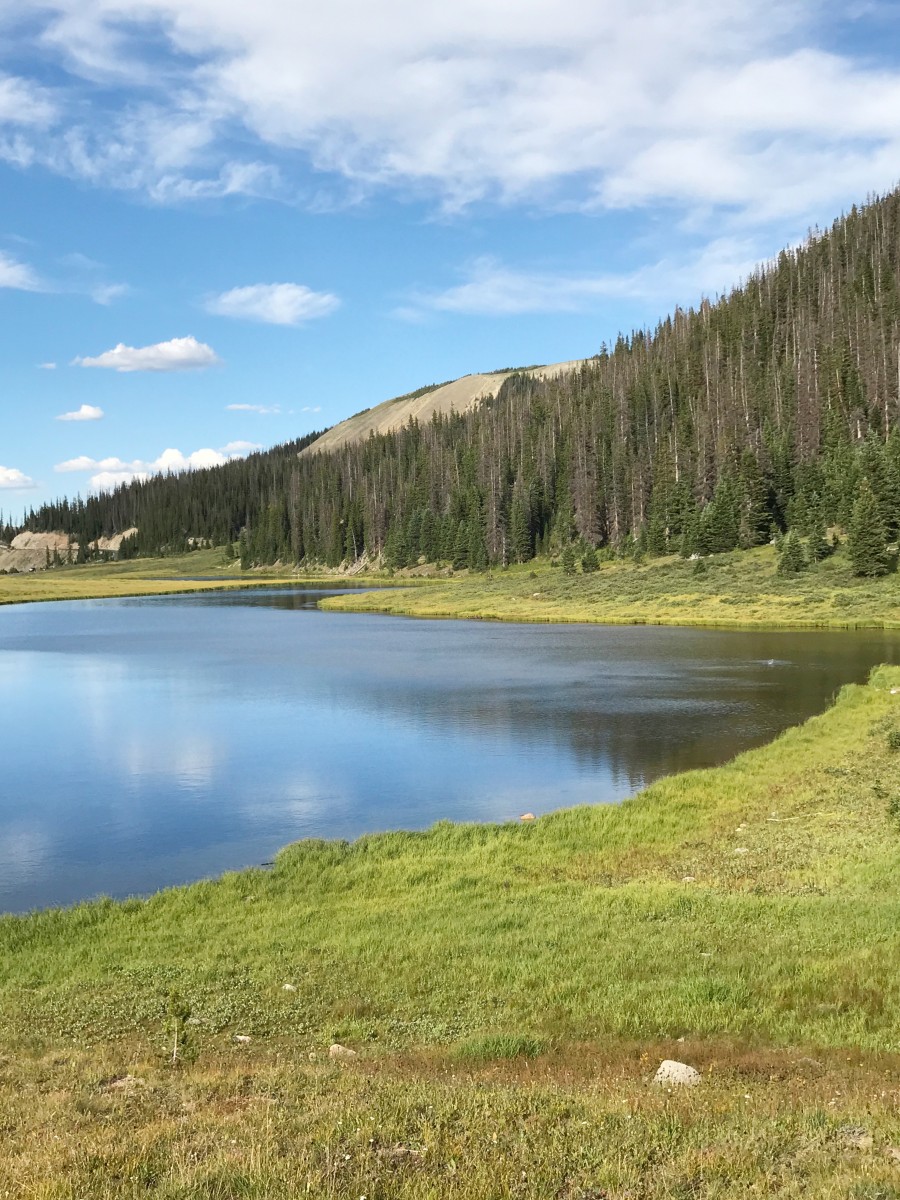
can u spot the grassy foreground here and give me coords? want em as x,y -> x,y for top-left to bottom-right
322,543 -> 900,629
3,669 -> 900,1196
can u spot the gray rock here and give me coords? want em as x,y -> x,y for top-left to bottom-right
329,1042 -> 357,1061
653,1060 -> 701,1087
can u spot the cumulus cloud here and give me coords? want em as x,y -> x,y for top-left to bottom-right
3,0 -> 900,228
56,404 -> 104,421
0,250 -> 42,291
206,282 -> 340,326
226,403 -> 281,414
54,441 -> 258,491
73,335 -> 220,372
0,466 -> 35,489
402,240 -> 763,318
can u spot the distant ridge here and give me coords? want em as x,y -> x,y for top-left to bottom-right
301,359 -> 588,456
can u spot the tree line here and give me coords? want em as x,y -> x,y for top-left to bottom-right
20,188 -> 900,576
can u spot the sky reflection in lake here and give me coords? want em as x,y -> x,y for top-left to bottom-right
2,588 -> 899,913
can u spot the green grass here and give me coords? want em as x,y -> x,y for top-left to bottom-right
322,544 -> 900,629
3,667 -> 900,1195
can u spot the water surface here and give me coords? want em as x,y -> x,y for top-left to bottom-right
2,588 -> 898,913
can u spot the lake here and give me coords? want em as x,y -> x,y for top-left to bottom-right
2,587 -> 899,914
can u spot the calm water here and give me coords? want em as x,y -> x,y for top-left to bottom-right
2,588 -> 899,914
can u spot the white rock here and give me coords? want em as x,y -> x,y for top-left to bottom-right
653,1060 -> 701,1087
233,1034 -> 252,1044
282,983 -> 297,992
329,1043 -> 357,1061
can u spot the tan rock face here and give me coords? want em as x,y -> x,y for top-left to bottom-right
10,532 -> 73,552
0,527 -> 138,572
301,360 -> 589,457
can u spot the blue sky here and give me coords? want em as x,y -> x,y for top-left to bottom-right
2,0 -> 900,511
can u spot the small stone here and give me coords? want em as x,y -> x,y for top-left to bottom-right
329,1043 -> 357,1061
734,847 -> 750,855
233,1034 -> 252,1044
282,983 -> 297,992
520,813 -> 536,822
653,1060 -> 701,1087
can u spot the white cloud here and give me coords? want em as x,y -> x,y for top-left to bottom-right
54,441 -> 258,490
56,404 -> 104,422
206,282 -> 340,326
0,466 -> 35,489
0,74 -> 57,128
301,405 -> 322,413
0,250 -> 42,291
403,240 -> 762,318
74,335 -> 220,372
4,0 -> 900,228
39,362 -> 57,370
226,403 -> 281,414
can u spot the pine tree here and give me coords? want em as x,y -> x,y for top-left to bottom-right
777,530 -> 807,575
848,478 -> 891,577
581,545 -> 599,573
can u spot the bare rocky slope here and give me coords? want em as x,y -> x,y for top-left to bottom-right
0,529 -> 137,572
301,359 -> 587,456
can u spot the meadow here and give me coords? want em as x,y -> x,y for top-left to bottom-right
322,543 -> 900,629
2,664 -> 900,1196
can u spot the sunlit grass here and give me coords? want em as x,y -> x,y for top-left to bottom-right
323,543 -> 900,629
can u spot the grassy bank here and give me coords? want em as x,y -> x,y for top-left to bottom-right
0,549 -> 399,606
3,668 -> 900,1196
321,544 -> 900,629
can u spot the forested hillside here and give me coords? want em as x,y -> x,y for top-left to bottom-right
22,188 -> 900,569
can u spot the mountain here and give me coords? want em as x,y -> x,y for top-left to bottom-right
20,188 -> 900,570
303,360 -> 587,457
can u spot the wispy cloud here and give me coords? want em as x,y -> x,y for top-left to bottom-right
90,282 -> 129,305
3,1 -> 900,231
56,404 -> 104,422
0,466 -> 35,490
74,335 -> 220,372
226,403 -> 281,414
206,282 -> 340,326
38,361 -> 57,370
0,74 -> 57,128
0,250 -> 43,291
400,241 -> 762,319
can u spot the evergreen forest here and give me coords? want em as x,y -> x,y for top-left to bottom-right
18,188 -> 900,575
